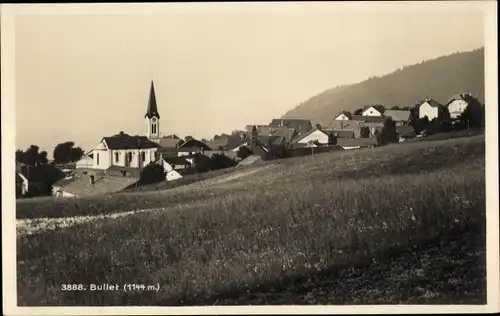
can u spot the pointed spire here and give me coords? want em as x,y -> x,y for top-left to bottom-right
145,80 -> 160,119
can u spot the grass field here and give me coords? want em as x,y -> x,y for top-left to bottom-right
16,135 -> 486,305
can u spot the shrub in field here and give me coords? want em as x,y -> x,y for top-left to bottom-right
236,145 -> 253,160
138,163 -> 166,185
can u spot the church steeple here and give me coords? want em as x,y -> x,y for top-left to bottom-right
145,80 -> 160,119
145,80 -> 161,140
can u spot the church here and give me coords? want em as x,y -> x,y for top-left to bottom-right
75,81 -> 182,172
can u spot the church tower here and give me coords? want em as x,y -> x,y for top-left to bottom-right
145,80 -> 161,141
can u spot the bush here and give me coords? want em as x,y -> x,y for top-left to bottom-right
236,145 -> 253,160
377,117 -> 399,146
139,163 -> 166,185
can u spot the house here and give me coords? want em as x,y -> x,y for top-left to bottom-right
245,125 -> 273,136
269,119 -> 313,135
291,128 -> 333,146
154,156 -> 190,181
334,111 -> 353,121
361,105 -> 386,117
17,163 -> 66,197
337,138 -> 378,150
52,172 -> 139,198
76,151 -> 94,169
384,110 -> 411,126
445,93 -> 483,120
416,98 -> 447,121
332,130 -> 356,139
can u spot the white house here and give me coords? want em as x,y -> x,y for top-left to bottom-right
445,93 -> 481,120
361,105 -> 386,117
334,111 -> 352,121
293,129 -> 331,145
417,98 -> 446,121
155,157 -> 186,181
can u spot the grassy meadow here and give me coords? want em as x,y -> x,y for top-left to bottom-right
16,135 -> 486,305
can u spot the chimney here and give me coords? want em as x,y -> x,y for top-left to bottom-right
280,119 -> 284,127
89,175 -> 95,185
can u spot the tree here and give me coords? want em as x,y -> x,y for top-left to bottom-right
410,116 -> 429,135
360,126 -> 371,138
353,108 -> 364,115
377,117 -> 399,146
39,151 -> 49,165
15,150 -> 24,163
236,145 -> 253,160
213,135 -> 221,141
315,124 -> 322,130
457,103 -> 485,129
53,141 -> 84,164
139,163 -> 166,185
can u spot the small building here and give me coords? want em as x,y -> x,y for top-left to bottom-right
291,128 -> 332,146
52,172 -> 139,198
416,98 -> 448,121
397,124 -> 417,141
445,93 -> 483,120
334,111 -> 352,121
361,105 -> 386,117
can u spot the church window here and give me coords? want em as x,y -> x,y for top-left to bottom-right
115,152 -> 119,163
141,152 -> 146,162
96,153 -> 99,165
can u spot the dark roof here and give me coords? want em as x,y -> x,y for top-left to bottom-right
417,98 -> 444,108
363,105 -> 386,114
158,137 -> 184,148
270,127 -> 297,143
162,156 -> 191,166
245,125 -> 274,136
445,93 -> 482,106
259,135 -> 286,147
225,134 -> 248,150
335,111 -> 352,119
269,119 -> 313,134
180,139 -> 213,150
351,115 -> 386,123
164,134 -> 180,139
337,137 -> 378,148
145,80 -> 160,119
102,133 -> 162,150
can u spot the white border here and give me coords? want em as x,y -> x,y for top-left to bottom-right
2,2 -> 498,315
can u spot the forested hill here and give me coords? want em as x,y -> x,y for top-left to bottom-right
282,48 -> 485,125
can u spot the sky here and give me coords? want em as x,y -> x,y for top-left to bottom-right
13,2 -> 486,156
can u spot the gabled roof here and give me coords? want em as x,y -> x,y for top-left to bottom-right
163,134 -> 180,139
384,110 -> 411,122
334,111 -> 353,119
329,119 -> 363,130
162,156 -> 192,166
291,128 -> 330,144
417,98 -> 444,108
269,119 -> 313,134
270,127 -> 297,143
105,165 -> 142,178
351,115 -> 386,123
102,133 -> 162,150
445,93 -> 482,106
362,105 -> 386,114
145,80 -> 160,119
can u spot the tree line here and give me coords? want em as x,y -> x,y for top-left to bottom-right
16,141 -> 84,166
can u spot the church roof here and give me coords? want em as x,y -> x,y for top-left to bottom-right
145,80 -> 160,119
102,133 -> 162,150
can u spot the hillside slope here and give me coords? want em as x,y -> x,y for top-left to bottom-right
282,48 -> 485,126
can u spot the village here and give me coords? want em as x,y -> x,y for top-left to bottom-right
15,80 -> 485,199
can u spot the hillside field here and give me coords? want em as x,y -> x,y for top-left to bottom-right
16,135 -> 486,305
